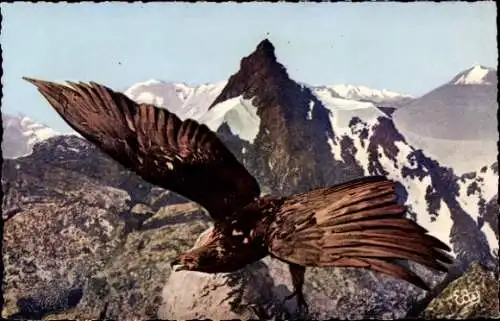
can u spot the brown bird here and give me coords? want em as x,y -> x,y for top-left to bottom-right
23,77 -> 453,313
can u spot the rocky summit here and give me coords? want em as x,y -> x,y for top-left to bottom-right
2,39 -> 498,320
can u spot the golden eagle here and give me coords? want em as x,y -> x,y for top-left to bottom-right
24,77 -> 453,312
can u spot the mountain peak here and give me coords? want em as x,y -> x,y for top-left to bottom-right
209,39 -> 290,108
255,38 -> 276,59
451,64 -> 497,85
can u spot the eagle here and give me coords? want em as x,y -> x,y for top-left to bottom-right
24,77 -> 453,313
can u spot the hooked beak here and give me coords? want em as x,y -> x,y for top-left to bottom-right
170,259 -> 186,272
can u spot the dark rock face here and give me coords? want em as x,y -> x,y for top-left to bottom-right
67,203 -> 209,320
210,39 -> 342,196
462,162 -> 499,244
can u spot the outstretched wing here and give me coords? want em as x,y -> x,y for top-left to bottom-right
24,77 -> 260,221
267,176 -> 453,290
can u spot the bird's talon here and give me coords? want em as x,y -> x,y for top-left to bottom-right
285,292 -> 297,301
284,292 -> 309,316
297,294 -> 309,315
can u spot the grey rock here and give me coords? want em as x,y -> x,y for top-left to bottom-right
42,202 -> 210,320
2,179 -> 130,318
420,261 -> 499,319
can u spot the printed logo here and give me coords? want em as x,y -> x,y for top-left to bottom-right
450,288 -> 481,307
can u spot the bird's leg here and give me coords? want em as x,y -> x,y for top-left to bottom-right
284,263 -> 309,315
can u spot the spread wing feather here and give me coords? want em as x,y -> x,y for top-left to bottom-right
24,77 -> 260,221
267,176 -> 453,290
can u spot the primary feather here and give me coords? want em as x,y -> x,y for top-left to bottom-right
23,77 -> 260,221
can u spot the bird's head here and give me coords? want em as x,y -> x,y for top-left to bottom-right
169,227 -> 262,273
170,240 -> 224,273
170,252 -> 202,272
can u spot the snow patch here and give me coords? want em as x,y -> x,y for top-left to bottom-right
327,84 -> 413,100
427,200 -> 454,251
200,96 -> 261,144
313,90 -> 386,130
480,167 -> 499,201
454,65 -> 493,85
394,141 -> 411,167
124,79 -> 227,121
31,127 -> 59,140
457,165 -> 498,227
306,100 -> 314,120
481,222 -> 499,256
134,92 -> 166,108
326,137 -> 342,161
352,136 -> 368,175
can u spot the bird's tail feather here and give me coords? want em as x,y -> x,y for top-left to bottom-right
270,176 -> 454,290
317,178 -> 452,289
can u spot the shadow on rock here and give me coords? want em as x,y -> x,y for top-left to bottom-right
8,285 -> 83,320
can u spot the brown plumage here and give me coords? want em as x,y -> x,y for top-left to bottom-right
24,77 -> 453,313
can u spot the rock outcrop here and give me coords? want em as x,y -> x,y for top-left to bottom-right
421,262 -> 499,319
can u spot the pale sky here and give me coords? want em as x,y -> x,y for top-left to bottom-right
1,2 -> 497,133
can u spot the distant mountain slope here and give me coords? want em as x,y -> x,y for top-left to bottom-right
392,65 -> 498,173
394,64 -> 497,141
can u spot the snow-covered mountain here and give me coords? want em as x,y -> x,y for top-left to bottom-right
120,77 -> 413,149
313,84 -> 414,107
457,163 -> 499,256
124,79 -> 226,120
2,113 -> 60,158
450,64 -> 497,85
123,80 -> 413,125
393,64 -> 498,174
